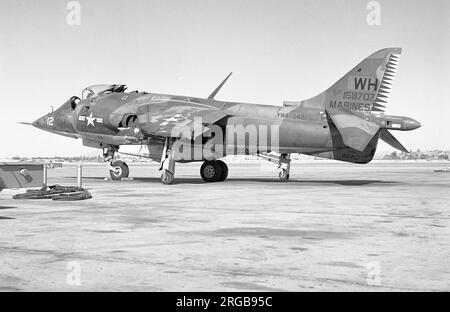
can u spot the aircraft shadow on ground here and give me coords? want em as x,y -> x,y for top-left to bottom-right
80,177 -> 397,186
0,216 -> 15,220
0,206 -> 17,222
0,206 -> 18,210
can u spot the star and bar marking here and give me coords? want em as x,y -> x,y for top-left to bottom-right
78,113 -> 103,127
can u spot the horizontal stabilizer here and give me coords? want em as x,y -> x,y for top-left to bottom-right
379,128 -> 408,152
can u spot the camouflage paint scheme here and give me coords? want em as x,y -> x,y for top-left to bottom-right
32,48 -> 420,175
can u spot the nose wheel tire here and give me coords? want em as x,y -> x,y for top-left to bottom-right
161,171 -> 174,185
200,161 -> 223,182
279,169 -> 289,181
110,161 -> 129,180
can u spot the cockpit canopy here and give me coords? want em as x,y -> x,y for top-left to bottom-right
81,84 -> 127,99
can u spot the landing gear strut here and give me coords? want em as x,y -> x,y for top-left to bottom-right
103,146 -> 130,180
200,160 -> 228,182
160,138 -> 176,185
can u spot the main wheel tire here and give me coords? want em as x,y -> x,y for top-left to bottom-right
217,160 -> 229,181
200,161 -> 223,182
110,161 -> 129,180
160,171 -> 174,185
279,169 -> 289,182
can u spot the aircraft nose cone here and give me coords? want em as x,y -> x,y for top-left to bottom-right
403,118 -> 421,130
32,115 -> 47,129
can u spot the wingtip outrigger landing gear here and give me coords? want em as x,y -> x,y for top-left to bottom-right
257,152 -> 291,181
161,170 -> 174,185
278,168 -> 289,181
103,146 -> 130,180
160,138 -> 176,185
278,153 -> 291,182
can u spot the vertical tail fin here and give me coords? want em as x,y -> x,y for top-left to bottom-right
299,48 -> 402,151
372,50 -> 401,113
304,47 -> 402,113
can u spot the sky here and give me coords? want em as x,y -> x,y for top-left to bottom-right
0,0 -> 449,157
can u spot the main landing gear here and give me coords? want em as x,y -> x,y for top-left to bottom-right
103,146 -> 130,180
158,138 -> 230,185
200,160 -> 229,182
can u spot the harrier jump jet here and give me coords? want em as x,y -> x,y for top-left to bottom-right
29,48 -> 420,184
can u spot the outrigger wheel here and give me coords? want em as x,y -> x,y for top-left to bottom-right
160,171 -> 174,185
279,168 -> 289,182
200,160 -> 228,182
110,160 -> 129,180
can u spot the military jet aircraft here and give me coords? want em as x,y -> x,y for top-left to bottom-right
28,48 -> 420,184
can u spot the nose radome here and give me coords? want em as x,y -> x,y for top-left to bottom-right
32,116 -> 44,128
32,115 -> 50,129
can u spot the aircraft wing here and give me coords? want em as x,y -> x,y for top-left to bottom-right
136,100 -> 231,138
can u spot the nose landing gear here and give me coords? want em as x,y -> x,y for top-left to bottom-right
103,146 -> 130,180
109,160 -> 129,180
160,138 -> 176,185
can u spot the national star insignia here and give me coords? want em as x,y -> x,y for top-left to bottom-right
78,112 -> 103,127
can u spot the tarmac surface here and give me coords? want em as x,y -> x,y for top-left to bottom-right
0,161 -> 449,291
